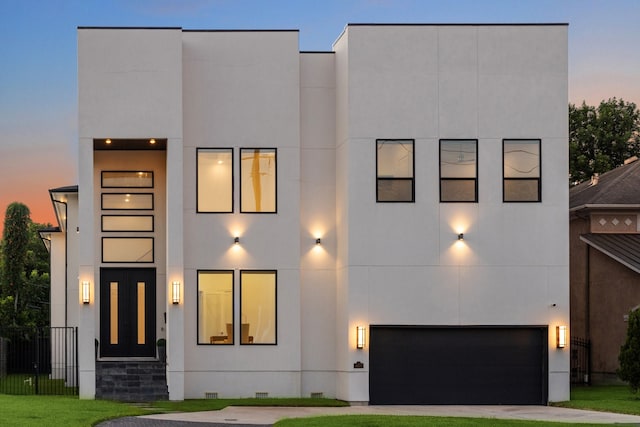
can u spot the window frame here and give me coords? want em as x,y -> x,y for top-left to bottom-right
239,148 -> 277,214
239,270 -> 277,345
439,139 -> 478,203
375,139 -> 415,203
197,270 -> 235,346
196,148 -> 234,214
502,138 -> 541,203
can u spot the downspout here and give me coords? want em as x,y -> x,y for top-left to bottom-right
585,244 -> 591,385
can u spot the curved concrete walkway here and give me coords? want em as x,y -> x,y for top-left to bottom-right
123,405 -> 640,425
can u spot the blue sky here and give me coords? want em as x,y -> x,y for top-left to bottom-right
1,0 -> 639,227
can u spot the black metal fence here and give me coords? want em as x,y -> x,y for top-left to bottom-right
571,336 -> 591,385
0,326 -> 78,395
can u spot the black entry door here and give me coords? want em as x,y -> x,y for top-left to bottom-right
369,326 -> 548,405
100,268 -> 156,357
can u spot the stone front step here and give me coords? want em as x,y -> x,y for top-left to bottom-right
96,361 -> 168,402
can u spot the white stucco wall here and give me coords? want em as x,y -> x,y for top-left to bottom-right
333,24 -> 569,402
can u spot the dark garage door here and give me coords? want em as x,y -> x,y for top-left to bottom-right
369,326 -> 547,405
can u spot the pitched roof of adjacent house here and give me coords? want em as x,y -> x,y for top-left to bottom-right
570,157 -> 640,209
580,233 -> 640,274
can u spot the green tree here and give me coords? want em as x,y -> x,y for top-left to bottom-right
569,98 -> 640,184
0,203 -> 50,327
618,309 -> 640,393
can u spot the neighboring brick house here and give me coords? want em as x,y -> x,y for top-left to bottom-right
43,23 -> 569,403
570,157 -> 640,384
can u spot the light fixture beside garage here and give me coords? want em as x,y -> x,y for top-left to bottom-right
82,281 -> 91,304
556,325 -> 567,348
356,326 -> 366,349
172,281 -> 181,305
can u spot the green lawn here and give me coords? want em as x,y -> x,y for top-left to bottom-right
0,374 -> 77,395
150,397 -> 349,412
552,385 -> 640,415
0,394 -> 146,427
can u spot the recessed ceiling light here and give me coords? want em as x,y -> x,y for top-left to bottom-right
105,139 -> 112,144
149,138 -> 156,144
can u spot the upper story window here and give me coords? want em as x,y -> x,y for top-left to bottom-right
240,148 -> 276,213
440,139 -> 478,202
376,139 -> 415,202
503,139 -> 541,202
197,148 -> 233,213
102,171 -> 153,188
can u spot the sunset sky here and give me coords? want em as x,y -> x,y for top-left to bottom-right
1,0 -> 639,235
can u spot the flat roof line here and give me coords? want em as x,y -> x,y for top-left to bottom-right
346,23 -> 569,26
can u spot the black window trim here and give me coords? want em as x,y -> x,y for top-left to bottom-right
502,138 -> 542,203
376,139 -> 415,203
196,147 -> 235,214
196,269 -> 235,346
239,269 -> 277,346
439,139 -> 479,203
239,148 -> 278,214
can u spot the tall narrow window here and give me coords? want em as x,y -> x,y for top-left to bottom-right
376,139 -> 414,202
440,139 -> 478,202
240,271 -> 276,344
197,148 -> 233,213
503,139 -> 541,202
198,271 -> 234,345
240,148 -> 276,213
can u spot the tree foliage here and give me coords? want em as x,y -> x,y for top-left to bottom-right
0,202 -> 50,327
619,309 -> 640,393
569,98 -> 640,184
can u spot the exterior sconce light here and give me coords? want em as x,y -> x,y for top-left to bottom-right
82,281 -> 90,304
172,281 -> 180,305
316,238 -> 321,245
458,233 -> 464,241
234,237 -> 240,245
356,326 -> 366,349
556,325 -> 567,348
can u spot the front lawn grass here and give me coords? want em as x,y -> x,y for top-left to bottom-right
0,394 -> 146,427
552,385 -> 640,415
150,397 -> 349,412
274,415 -> 614,427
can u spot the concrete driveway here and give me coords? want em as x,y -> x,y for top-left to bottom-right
103,405 -> 640,425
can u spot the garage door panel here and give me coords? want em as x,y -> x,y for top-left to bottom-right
369,326 -> 547,405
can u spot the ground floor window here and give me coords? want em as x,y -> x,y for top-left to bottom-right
240,270 -> 276,344
197,271 -> 234,345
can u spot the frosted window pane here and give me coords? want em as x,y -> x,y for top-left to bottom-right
441,180 -> 476,202
197,149 -> 233,212
240,271 -> 276,344
102,171 -> 153,188
504,179 -> 540,201
198,271 -> 234,344
102,194 -> 153,210
377,180 -> 413,202
137,282 -> 145,345
102,238 -> 153,262
240,149 -> 276,212
102,216 -> 153,231
110,282 -> 118,345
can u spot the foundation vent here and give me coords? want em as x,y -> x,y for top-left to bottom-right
204,392 -> 218,399
255,392 -> 269,399
310,392 -> 324,398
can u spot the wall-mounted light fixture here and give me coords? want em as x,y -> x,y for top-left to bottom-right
316,238 -> 321,245
556,325 -> 567,348
356,326 -> 366,349
82,281 -> 90,304
234,236 -> 240,245
457,233 -> 464,241
172,281 -> 181,305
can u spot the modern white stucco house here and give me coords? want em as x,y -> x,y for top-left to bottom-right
44,23 -> 569,403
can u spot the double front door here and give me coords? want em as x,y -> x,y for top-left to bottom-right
100,268 -> 156,358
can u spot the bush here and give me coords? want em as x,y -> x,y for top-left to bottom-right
618,309 -> 640,393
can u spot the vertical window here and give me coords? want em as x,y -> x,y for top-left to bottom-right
198,271 -> 234,345
240,148 -> 276,213
197,148 -> 233,213
440,139 -> 478,202
503,139 -> 541,202
376,139 -> 415,202
240,271 -> 276,344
